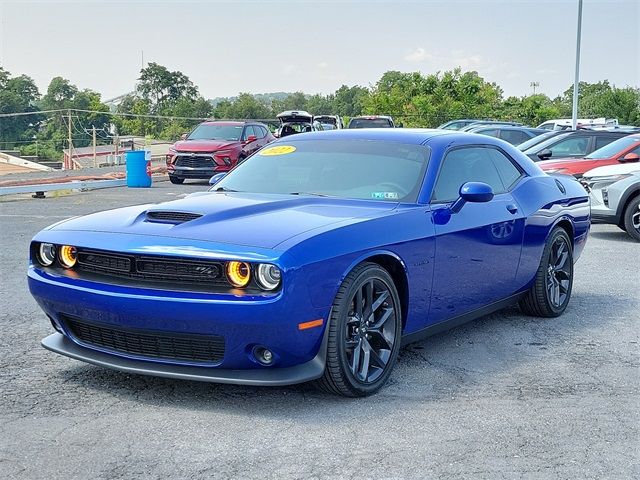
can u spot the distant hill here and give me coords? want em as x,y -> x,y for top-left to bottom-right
209,92 -> 295,107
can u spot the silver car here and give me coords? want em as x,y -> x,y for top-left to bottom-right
582,163 -> 640,241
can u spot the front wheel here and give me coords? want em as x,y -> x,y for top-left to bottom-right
315,263 -> 402,397
520,227 -> 574,317
622,196 -> 640,241
169,175 -> 184,184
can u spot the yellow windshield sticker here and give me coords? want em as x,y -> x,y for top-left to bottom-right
259,145 -> 297,156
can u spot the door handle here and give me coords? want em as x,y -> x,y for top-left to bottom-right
506,204 -> 518,214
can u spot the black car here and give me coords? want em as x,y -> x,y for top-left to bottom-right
347,116 -> 395,128
465,125 -> 547,145
520,130 -> 631,162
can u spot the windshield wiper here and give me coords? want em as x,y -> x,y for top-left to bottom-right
288,192 -> 330,197
215,187 -> 239,192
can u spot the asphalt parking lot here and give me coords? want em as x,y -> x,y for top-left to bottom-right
1,181 -> 638,479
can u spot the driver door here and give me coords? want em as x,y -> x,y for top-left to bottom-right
428,146 -> 526,325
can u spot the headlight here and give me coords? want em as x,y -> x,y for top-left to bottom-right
588,174 -> 633,190
227,261 -> 251,287
256,264 -> 281,290
59,245 -> 77,268
37,243 -> 56,266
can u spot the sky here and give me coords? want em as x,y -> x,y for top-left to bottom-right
0,0 -> 638,101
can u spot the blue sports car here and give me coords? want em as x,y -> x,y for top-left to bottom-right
29,129 -> 590,396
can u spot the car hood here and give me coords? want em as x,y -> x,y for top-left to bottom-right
583,162 -> 640,178
173,139 -> 237,152
47,193 -> 398,250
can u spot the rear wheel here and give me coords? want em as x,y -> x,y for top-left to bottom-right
315,263 -> 402,397
622,196 -> 640,241
520,227 -> 573,317
169,175 -> 184,184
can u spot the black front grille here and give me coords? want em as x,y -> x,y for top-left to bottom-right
76,248 -> 228,288
146,211 -> 202,223
175,155 -> 214,168
62,315 -> 225,363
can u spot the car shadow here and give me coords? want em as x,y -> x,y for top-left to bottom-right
588,229 -> 636,243
56,292 -> 630,418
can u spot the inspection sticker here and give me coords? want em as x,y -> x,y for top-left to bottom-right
371,192 -> 399,200
259,145 -> 297,156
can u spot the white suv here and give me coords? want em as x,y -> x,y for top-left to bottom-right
582,163 -> 640,241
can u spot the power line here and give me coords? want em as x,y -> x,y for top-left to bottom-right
0,108 -> 214,121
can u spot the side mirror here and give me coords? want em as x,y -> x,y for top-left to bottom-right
396,122 -> 404,128
208,173 -> 227,186
450,182 -> 494,213
620,152 -> 640,163
245,135 -> 258,143
180,133 -> 188,141
537,149 -> 552,160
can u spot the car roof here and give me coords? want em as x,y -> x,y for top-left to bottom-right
273,128 -> 463,145
350,115 -> 393,120
201,121 -> 247,126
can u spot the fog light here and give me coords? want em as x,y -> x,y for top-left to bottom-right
602,189 -> 609,207
254,346 -> 274,365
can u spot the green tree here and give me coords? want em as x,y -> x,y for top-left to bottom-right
0,68 -> 41,149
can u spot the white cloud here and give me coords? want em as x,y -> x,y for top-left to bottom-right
405,47 -> 431,63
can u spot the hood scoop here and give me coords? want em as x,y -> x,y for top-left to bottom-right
146,211 -> 202,224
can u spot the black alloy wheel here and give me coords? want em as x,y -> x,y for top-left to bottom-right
316,263 -> 402,397
344,276 -> 398,384
520,227 -> 574,317
546,235 -> 572,308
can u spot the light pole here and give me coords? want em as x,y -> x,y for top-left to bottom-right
530,82 -> 540,95
572,0 -> 584,130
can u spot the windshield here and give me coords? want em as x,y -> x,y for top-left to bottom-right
349,118 -> 393,128
517,131 -> 560,151
585,136 -> 640,159
522,132 -> 572,154
214,139 -> 430,202
187,124 -> 243,141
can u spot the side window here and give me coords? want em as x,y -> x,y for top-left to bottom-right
242,126 -> 255,141
595,136 -> 615,150
485,148 -> 523,189
432,147 -> 517,203
253,125 -> 266,138
550,137 -> 589,156
628,146 -> 640,156
500,130 -> 527,145
478,129 -> 499,138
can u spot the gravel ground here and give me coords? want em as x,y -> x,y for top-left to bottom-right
1,181 -> 638,479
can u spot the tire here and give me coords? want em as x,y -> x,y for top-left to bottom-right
519,227 -> 574,317
169,175 -> 184,184
315,262 -> 402,397
622,196 -> 640,242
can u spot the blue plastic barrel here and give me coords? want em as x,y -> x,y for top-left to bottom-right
126,150 -> 152,188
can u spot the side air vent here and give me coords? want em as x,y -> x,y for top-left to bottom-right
146,211 -> 202,223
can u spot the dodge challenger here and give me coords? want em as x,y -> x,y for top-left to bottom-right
28,129 -> 590,396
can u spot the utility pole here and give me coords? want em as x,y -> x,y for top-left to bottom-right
572,0 -> 584,130
92,126 -> 97,167
67,110 -> 73,170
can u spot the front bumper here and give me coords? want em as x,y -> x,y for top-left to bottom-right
169,166 -> 229,179
29,264 -> 330,383
42,331 -> 327,386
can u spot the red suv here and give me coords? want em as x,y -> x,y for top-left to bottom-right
538,134 -> 640,178
166,121 -> 275,184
